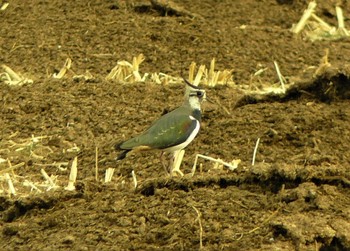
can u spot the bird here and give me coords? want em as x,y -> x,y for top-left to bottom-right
115,78 -> 206,176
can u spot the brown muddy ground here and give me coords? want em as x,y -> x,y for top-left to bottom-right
1,0 -> 350,250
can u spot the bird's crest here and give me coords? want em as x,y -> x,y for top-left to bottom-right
182,78 -> 206,104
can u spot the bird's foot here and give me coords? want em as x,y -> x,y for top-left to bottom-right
171,166 -> 184,177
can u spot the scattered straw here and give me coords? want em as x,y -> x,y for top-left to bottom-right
5,173 -> 16,195
53,58 -> 72,79
95,147 -> 99,181
1,3 -> 9,11
311,13 -> 332,31
234,207 -> 281,241
23,180 -> 42,193
291,1 -> 317,34
0,162 -> 25,175
33,162 -> 69,171
192,206 -> 203,250
150,72 -> 178,85
105,168 -> 115,183
106,54 -> 234,86
131,170 -> 138,189
65,144 -> 80,153
72,70 -> 94,81
335,6 -> 350,37
205,58 -> 233,86
192,154 -> 241,176
291,2 -> 350,41
40,169 -> 57,190
188,62 -> 205,86
1,65 -> 21,82
189,58 -> 233,87
0,134 -> 85,196
65,157 -> 78,191
132,54 -> 145,81
252,138 -> 260,166
106,54 -> 146,82
0,64 -> 33,85
6,135 -> 54,159
273,61 -> 286,93
314,48 -> 331,77
253,67 -> 268,77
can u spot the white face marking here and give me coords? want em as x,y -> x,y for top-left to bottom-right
188,95 -> 202,111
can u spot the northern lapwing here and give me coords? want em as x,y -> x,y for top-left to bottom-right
115,79 -> 206,176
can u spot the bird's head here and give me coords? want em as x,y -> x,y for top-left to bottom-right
183,78 -> 206,103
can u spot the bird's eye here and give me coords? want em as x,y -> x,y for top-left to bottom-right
197,91 -> 204,97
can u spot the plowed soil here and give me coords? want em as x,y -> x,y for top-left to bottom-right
1,0 -> 350,250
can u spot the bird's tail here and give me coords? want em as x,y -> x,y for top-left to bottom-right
115,142 -> 131,161
115,149 -> 130,161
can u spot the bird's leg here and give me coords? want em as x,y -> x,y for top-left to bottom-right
171,150 -> 184,177
160,151 -> 184,177
160,151 -> 174,175
160,151 -> 170,175
168,152 -> 175,176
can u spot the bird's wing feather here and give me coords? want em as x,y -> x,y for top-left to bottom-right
119,111 -> 198,150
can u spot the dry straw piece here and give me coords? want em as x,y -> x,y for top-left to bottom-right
204,58 -> 233,87
0,162 -> 25,175
7,135 -> 53,159
252,138 -> 260,166
191,154 -> 241,176
1,2 -> 9,11
95,147 -> 99,181
0,64 -> 33,85
40,169 -> 58,191
131,170 -> 138,189
188,62 -> 205,86
188,59 -> 234,87
291,1 -> 317,34
23,180 -> 42,193
105,168 -> 115,183
65,157 -> 78,191
106,54 -> 147,82
192,206 -> 203,250
273,61 -> 286,93
5,173 -> 16,196
240,60 -> 289,96
291,1 -> 350,41
0,134 -> 81,197
53,58 -> 72,79
106,54 -> 234,86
